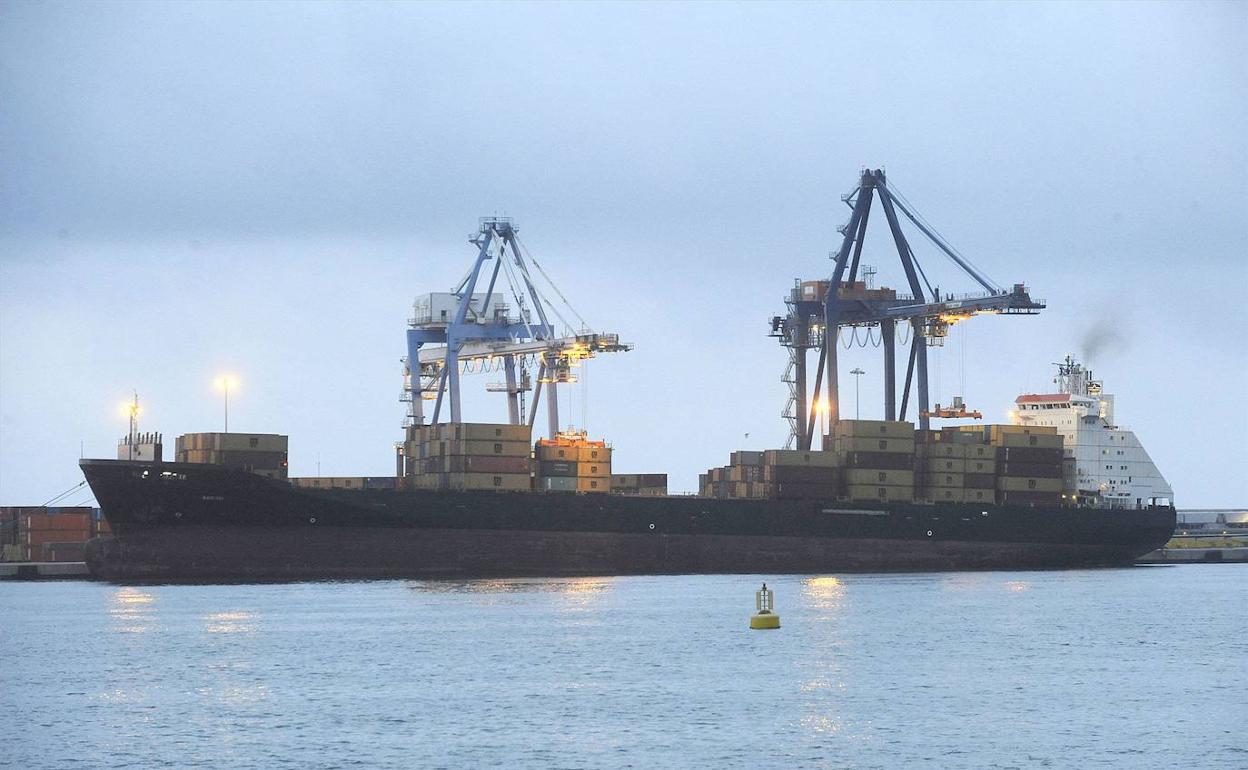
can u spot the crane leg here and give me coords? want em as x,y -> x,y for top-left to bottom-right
794,319 -> 807,450
504,354 -> 520,425
407,336 -> 425,425
546,380 -> 559,438
915,319 -> 930,431
805,344 -> 826,451
527,362 -> 545,428
447,343 -> 462,423
824,330 -> 839,442
882,320 -> 896,420
899,335 -> 918,420
431,367 -> 449,425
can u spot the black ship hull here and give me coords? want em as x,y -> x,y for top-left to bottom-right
80,459 -> 1176,582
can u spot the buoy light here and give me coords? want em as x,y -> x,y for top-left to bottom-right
750,582 -> 780,630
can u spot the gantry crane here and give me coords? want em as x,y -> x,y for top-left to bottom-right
402,217 -> 631,438
771,169 -> 1044,449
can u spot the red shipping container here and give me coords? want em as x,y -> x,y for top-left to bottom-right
26,529 -> 91,546
44,542 -> 86,562
21,512 -> 92,531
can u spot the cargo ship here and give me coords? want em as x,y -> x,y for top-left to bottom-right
80,450 -> 1174,582
81,363 -> 1174,582
79,179 -> 1176,580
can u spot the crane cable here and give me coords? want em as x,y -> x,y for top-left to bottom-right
888,182 -> 1003,294
497,243 -> 539,341
505,237 -> 569,333
960,323 -> 967,397
507,242 -> 576,337
839,326 -> 884,349
41,480 -> 86,507
516,235 -> 591,332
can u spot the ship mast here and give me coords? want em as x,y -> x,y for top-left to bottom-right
126,391 -> 139,461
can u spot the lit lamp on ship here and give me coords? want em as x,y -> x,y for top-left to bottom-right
215,374 -> 239,433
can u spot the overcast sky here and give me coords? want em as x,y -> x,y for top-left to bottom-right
2,1 -> 1245,507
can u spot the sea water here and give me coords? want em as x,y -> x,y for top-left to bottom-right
2,565 -> 1244,769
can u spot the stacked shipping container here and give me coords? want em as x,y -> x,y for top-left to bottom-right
175,433 -> 289,479
535,435 -> 611,493
407,423 -> 533,491
290,477 -> 398,491
699,420 -> 1068,507
918,425 -> 1066,505
699,447 -> 846,500
829,420 -> 916,502
610,474 -> 668,496
0,507 -> 109,562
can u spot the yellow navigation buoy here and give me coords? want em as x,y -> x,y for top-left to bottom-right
750,582 -> 780,629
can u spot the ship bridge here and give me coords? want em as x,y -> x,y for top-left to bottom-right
1012,356 -> 1172,508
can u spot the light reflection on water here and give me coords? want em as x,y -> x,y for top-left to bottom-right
3,567 -> 1244,770
108,587 -> 156,633
405,576 -> 614,595
802,574 -> 847,611
204,610 -> 256,634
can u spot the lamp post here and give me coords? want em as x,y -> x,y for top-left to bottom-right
216,375 -> 239,433
850,367 -> 865,420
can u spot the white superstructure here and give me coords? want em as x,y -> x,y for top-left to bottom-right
1010,356 -> 1172,508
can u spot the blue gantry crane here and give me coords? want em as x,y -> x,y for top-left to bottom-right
402,217 -> 630,438
772,169 -> 1045,448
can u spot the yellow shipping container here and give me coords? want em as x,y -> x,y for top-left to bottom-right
577,462 -> 611,478
443,423 -> 532,442
964,458 -> 997,474
577,445 -> 611,463
445,472 -> 531,491
922,457 -> 967,473
845,468 -> 915,487
576,477 -> 608,493
920,471 -> 964,488
763,449 -> 841,468
187,433 -> 288,452
289,476 -> 367,489
923,443 -> 968,459
845,484 -> 914,503
832,436 -> 916,454
832,419 -> 915,439
996,476 -> 1063,493
413,475 -> 443,490
995,432 -> 1064,449
964,488 -> 994,503
536,444 -> 577,461
979,424 -> 1058,437
432,439 -> 531,458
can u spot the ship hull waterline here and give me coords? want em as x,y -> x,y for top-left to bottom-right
80,459 -> 1176,582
